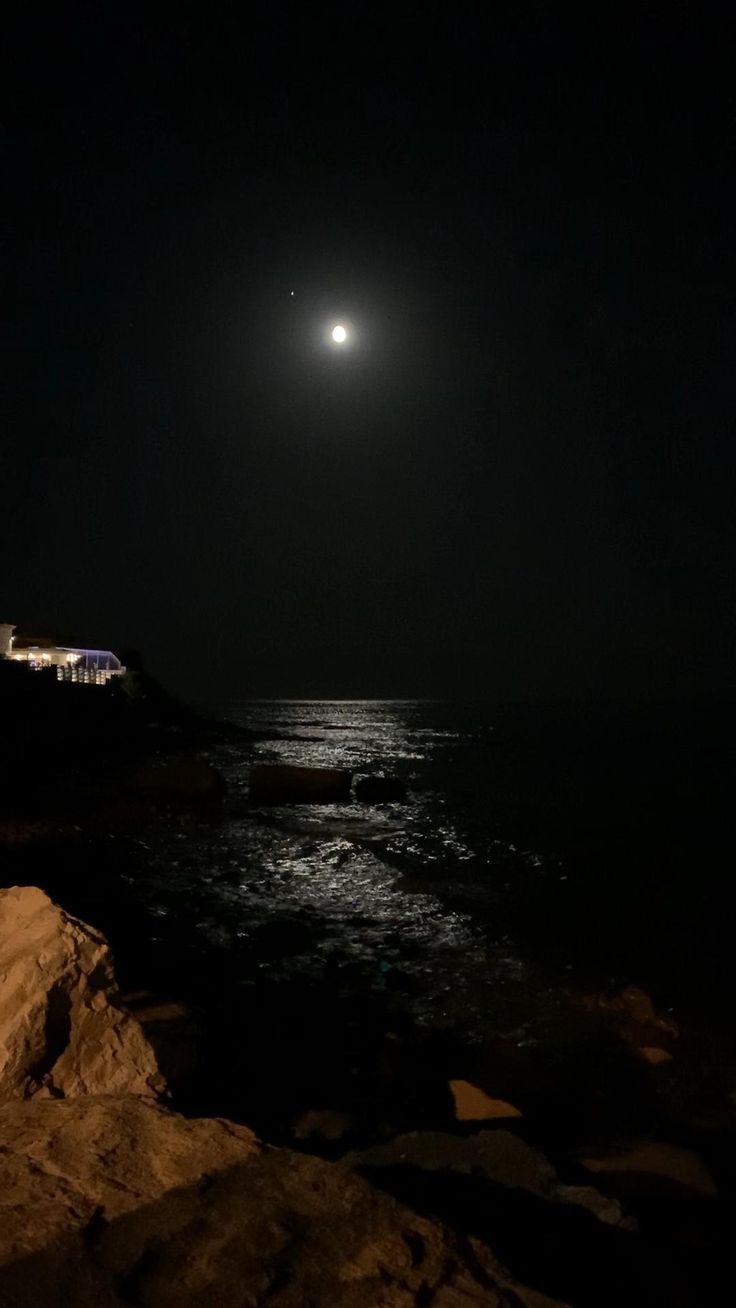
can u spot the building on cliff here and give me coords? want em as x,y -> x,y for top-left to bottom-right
0,624 -> 124,685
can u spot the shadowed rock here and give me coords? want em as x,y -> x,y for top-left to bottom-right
250,763 -> 352,804
126,759 -> 226,806
345,1130 -> 632,1229
577,986 -> 678,1059
0,1096 -> 570,1306
355,775 -> 408,803
580,1141 -> 718,1203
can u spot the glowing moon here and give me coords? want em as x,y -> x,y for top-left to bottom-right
331,324 -> 347,343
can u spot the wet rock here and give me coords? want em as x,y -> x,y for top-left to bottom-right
0,886 -> 164,1102
355,775 -> 408,803
126,759 -> 226,805
449,1079 -> 523,1121
0,1096 -> 570,1306
250,763 -> 352,804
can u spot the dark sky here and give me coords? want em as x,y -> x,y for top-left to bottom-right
4,5 -> 734,709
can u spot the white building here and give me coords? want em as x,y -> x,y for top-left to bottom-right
1,625 -> 124,685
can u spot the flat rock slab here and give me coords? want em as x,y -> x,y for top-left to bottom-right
450,1079 -> 523,1121
250,763 -> 353,804
346,1131 -> 631,1229
346,1129 -> 556,1195
581,1141 -> 717,1202
0,1096 -> 570,1307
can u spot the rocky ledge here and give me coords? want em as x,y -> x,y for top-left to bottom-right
0,886 -> 565,1306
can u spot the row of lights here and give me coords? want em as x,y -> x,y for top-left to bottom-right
11,650 -> 80,665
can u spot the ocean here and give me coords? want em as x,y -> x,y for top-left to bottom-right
5,694 -> 733,1138
127,697 -> 734,1049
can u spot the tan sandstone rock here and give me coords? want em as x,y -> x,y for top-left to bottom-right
449,1079 -> 523,1121
0,1096 -> 569,1307
0,886 -> 164,1102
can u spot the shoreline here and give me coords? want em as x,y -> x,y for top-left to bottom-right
2,691 -> 736,1303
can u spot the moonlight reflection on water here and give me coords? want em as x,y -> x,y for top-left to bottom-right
136,701 -> 557,1040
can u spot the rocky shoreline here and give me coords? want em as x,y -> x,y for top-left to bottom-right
0,882 -> 728,1308
1,689 -> 735,1303
0,886 -> 567,1306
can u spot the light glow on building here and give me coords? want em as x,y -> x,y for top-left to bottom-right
1,625 -> 125,684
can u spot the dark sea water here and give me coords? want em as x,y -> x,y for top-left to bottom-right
5,698 -> 734,1305
6,695 -> 733,1139
130,697 -> 733,1047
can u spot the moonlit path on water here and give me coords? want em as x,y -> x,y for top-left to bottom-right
139,701 -> 566,1042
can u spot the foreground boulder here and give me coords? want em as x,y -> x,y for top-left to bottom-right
0,886 -> 164,1102
0,1096 -> 569,1306
250,763 -> 352,804
355,774 -> 408,803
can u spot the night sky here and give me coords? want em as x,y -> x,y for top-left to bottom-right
5,6 -> 734,708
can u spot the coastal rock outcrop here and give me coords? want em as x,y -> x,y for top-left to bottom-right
355,774 -> 408,803
0,1095 -> 570,1306
250,763 -> 352,804
0,886 -> 164,1102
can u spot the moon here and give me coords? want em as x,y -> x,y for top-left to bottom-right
331,324 -> 347,343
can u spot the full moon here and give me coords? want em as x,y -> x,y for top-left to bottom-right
331,324 -> 347,343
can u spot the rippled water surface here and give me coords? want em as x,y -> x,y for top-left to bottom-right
130,700 -> 583,1045
128,706 -> 564,1041
132,698 -> 731,1048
